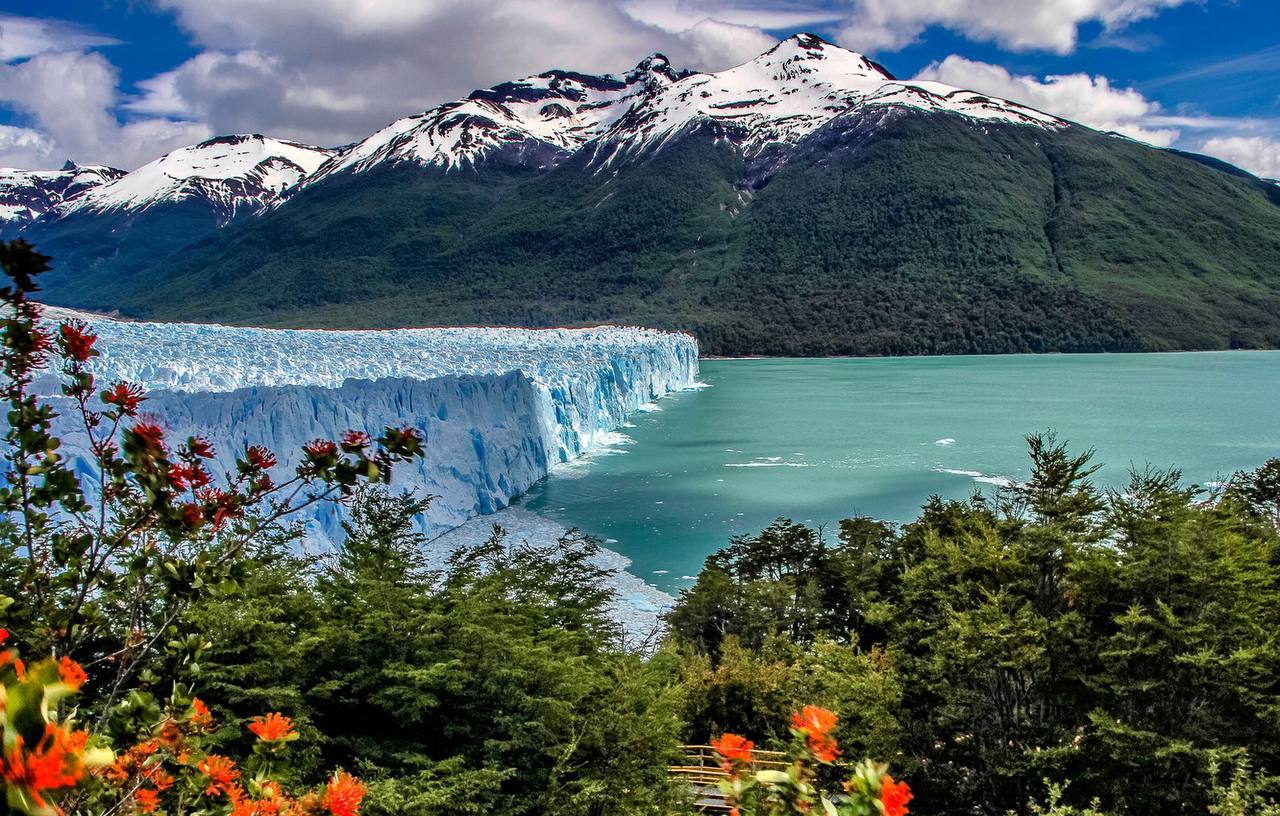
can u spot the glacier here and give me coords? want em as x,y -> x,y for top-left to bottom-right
37,308 -> 699,536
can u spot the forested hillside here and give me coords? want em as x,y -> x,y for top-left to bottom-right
6,245 -> 1280,814
31,110 -> 1280,356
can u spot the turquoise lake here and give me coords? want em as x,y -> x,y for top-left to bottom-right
516,352 -> 1280,593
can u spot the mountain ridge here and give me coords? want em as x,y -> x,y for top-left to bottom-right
10,34 -> 1280,357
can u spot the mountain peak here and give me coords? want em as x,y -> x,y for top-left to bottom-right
747,32 -> 893,83
55,134 -> 334,220
626,53 -> 683,86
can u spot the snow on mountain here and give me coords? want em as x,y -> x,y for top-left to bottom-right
304,33 -> 1064,179
0,162 -> 124,229
591,33 -> 1063,161
303,57 -> 683,180
55,135 -> 335,221
5,36 -> 1077,207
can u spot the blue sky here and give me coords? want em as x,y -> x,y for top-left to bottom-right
0,0 -> 1277,176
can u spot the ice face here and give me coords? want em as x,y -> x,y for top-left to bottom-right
36,308 -> 700,539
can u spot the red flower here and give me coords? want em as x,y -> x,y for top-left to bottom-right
711,733 -> 754,765
209,494 -> 243,532
245,445 -> 277,470
102,381 -> 145,416
187,436 -> 215,459
881,775 -> 913,816
135,788 -> 160,813
304,439 -> 338,458
194,487 -> 225,504
186,465 -> 212,489
30,326 -> 53,355
58,655 -> 87,690
247,713 -> 296,743
326,771 -> 366,816
196,754 -> 239,796
340,430 -> 370,452
58,321 -> 98,362
129,422 -> 167,456
0,629 -> 8,645
179,502 -> 205,528
168,464 -> 189,490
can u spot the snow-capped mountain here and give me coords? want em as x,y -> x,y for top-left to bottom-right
302,55 -> 684,182
302,33 -> 1063,180
591,34 -> 1062,161
0,162 -> 124,231
55,134 -> 334,222
13,34 -> 1280,359
5,35 -> 1093,221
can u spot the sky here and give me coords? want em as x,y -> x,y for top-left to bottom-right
0,0 -> 1277,177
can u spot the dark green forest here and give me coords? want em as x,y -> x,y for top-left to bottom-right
137,437 -> 1280,816
25,110 -> 1280,356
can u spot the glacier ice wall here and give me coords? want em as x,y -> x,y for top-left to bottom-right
36,309 -> 699,536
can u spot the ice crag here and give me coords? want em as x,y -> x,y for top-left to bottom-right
36,307 -> 699,542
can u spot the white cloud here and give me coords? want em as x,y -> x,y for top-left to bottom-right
622,0 -> 842,31
916,54 -> 1179,145
0,49 -> 210,169
1199,136 -> 1280,179
0,124 -> 55,168
916,55 -> 1280,178
133,0 -> 777,147
836,0 -> 1194,54
0,14 -> 119,61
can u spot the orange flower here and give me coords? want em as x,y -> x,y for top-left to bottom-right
326,771 -> 366,816
248,713 -> 296,742
881,775 -> 913,816
791,706 -> 840,763
146,767 -> 175,792
197,754 -> 240,796
59,655 -> 87,689
710,733 -> 754,766
1,724 -> 85,807
791,706 -> 837,736
191,697 -> 214,729
157,719 -> 182,749
135,788 -> 161,813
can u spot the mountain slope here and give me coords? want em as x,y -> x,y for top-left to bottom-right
16,35 -> 1280,356
56,134 -> 334,219
0,162 -> 124,236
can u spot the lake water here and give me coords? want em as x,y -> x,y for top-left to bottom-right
515,353 -> 1280,593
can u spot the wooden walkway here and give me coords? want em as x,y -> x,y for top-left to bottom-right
668,744 -> 790,812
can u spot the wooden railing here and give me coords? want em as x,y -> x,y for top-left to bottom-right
668,744 -> 790,812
